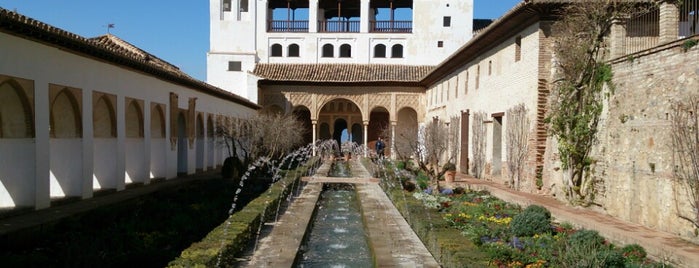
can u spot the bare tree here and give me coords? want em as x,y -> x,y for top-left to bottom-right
670,96 -> 699,228
506,104 -> 530,190
472,111 -> 487,179
217,112 -> 305,178
398,119 -> 459,192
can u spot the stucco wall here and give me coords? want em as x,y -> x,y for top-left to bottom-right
0,31 -> 256,209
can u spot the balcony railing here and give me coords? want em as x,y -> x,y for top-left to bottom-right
370,20 -> 412,33
267,20 -> 309,32
318,21 -> 360,33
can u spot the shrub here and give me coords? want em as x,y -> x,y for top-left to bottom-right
621,243 -> 647,264
567,229 -> 605,250
597,249 -> 625,268
510,205 -> 552,237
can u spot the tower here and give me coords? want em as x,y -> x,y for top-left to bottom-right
207,0 -> 475,103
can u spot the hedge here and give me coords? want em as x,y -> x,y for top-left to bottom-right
168,157 -> 319,267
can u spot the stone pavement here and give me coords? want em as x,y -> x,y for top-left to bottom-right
451,174 -> 699,268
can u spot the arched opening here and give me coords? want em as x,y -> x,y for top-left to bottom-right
50,89 -> 81,138
369,106 -> 390,156
391,44 -> 404,58
93,94 -> 117,190
125,100 -> 143,138
293,106 -> 312,145
374,44 -> 386,58
319,123 -> 331,140
322,44 -> 334,57
288,43 -> 300,57
150,104 -> 166,179
351,123 -> 362,144
318,98 -> 362,152
339,44 -> 352,58
333,118 -> 348,150
196,114 -> 205,171
207,115 -> 215,168
177,112 -> 188,175
271,43 -> 283,57
0,81 -> 33,138
395,107 -> 418,159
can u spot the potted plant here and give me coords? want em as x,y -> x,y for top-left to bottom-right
443,162 -> 457,183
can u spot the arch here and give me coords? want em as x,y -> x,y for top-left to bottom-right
322,44 -> 334,57
177,112 -> 188,174
351,123 -> 363,144
125,100 -> 144,138
368,106 -> 390,143
207,115 -> 214,138
374,44 -> 386,58
292,106 -> 312,145
0,80 -> 34,138
271,43 -> 283,57
333,118 -> 348,149
151,104 -> 165,138
50,89 -> 81,138
317,97 -> 363,119
391,44 -> 404,58
93,95 -> 116,138
288,43 -> 300,57
339,44 -> 352,58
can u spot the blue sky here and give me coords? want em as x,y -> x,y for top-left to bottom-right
0,0 -> 522,81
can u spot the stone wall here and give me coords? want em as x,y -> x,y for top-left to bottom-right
545,38 -> 699,242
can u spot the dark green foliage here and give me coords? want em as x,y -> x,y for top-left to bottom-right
597,249 -> 625,268
510,205 -> 552,237
621,243 -> 647,264
568,229 -> 605,250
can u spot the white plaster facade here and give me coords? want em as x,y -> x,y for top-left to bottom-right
207,0 -> 474,102
0,28 -> 257,210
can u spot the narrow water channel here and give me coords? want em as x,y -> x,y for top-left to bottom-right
294,183 -> 374,267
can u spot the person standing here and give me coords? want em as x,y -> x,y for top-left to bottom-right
375,137 -> 385,158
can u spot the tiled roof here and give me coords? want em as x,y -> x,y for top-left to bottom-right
253,63 -> 433,83
0,8 -> 259,109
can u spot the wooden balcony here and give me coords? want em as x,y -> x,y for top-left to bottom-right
267,20 -> 309,32
370,20 -> 412,33
318,21 -> 360,33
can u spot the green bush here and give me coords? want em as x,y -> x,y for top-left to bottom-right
510,205 -> 552,237
621,243 -> 647,264
568,229 -> 605,250
597,249 -> 625,268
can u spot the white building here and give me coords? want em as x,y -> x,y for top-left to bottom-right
0,8 -> 258,210
207,0 -> 475,102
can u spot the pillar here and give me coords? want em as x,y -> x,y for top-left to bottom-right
363,121 -> 369,157
610,17 -> 627,59
312,120 -> 317,156
116,95 -> 126,191
390,121 -> 396,160
659,1 -> 679,44
309,0 -> 319,33
81,88 -> 94,198
360,0 -> 370,33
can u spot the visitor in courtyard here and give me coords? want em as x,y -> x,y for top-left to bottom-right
376,137 -> 385,159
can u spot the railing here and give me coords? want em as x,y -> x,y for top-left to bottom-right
267,20 -> 309,32
679,0 -> 699,37
625,7 -> 660,55
369,21 -> 412,33
318,20 -> 360,33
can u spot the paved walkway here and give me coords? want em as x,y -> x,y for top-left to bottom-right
243,159 -> 440,267
451,174 -> 699,268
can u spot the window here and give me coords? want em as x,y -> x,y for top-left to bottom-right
223,0 -> 231,11
443,16 -> 451,27
239,0 -> 248,12
339,44 -> 352,58
322,44 -> 334,57
391,44 -> 403,58
437,41 -> 443,47
515,36 -> 522,62
374,44 -> 386,58
464,71 -> 469,95
228,61 -> 241,71
270,44 -> 282,57
488,60 -> 492,75
475,65 -> 480,89
288,44 -> 300,57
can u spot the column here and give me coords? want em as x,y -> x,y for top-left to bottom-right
116,95 -> 126,191
309,0 -> 319,33
363,121 -> 369,157
312,120 -> 318,156
143,100 -> 152,183
360,0 -> 370,33
659,1 -> 679,44
390,121 -> 396,160
610,17 -> 627,59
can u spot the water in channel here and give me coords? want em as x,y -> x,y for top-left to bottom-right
295,183 -> 374,267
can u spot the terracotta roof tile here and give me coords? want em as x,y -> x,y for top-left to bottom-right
253,63 -> 434,83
